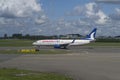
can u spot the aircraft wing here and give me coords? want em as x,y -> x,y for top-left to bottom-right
60,43 -> 70,47
62,38 -> 75,46
54,39 -> 75,48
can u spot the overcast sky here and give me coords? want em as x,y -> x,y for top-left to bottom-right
0,0 -> 120,37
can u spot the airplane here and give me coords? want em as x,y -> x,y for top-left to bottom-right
32,28 -> 97,50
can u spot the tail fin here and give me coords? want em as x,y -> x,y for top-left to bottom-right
85,28 -> 97,40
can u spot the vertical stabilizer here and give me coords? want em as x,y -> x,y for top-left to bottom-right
85,28 -> 97,40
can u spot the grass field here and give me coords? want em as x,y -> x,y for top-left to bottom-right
0,39 -> 120,47
86,42 -> 120,47
0,68 -> 73,80
0,39 -> 33,47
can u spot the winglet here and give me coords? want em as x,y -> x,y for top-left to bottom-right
71,38 -> 75,43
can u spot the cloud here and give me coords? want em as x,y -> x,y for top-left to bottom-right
33,2 -> 120,36
35,14 -> 48,24
86,3 -> 109,24
0,1 -> 119,37
37,18 -> 95,36
0,0 -> 48,36
67,6 -> 84,16
0,0 -> 48,26
115,8 -> 120,13
64,2 -> 120,36
68,2 -> 109,25
95,0 -> 120,4
109,8 -> 120,20
0,0 -> 42,18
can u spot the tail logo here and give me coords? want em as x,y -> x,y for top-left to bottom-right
86,28 -> 97,40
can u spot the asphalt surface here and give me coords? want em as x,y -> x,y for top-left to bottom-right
0,47 -> 120,80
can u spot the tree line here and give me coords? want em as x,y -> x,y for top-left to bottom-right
0,34 -> 57,40
0,33 -> 120,42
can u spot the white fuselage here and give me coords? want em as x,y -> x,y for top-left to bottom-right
33,39 -> 91,46
32,28 -> 97,49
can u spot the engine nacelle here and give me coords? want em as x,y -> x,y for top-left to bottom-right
54,44 -> 61,48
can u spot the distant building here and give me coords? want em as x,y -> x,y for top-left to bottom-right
115,36 -> 120,39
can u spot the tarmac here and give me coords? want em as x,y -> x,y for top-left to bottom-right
0,47 -> 120,80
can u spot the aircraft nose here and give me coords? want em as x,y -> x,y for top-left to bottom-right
32,42 -> 37,45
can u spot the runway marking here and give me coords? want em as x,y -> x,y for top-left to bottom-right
65,53 -> 80,56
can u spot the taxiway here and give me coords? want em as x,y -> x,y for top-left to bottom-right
0,47 -> 120,80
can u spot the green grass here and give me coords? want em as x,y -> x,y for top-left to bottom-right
86,42 -> 120,47
0,39 -> 33,47
0,68 -> 73,80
